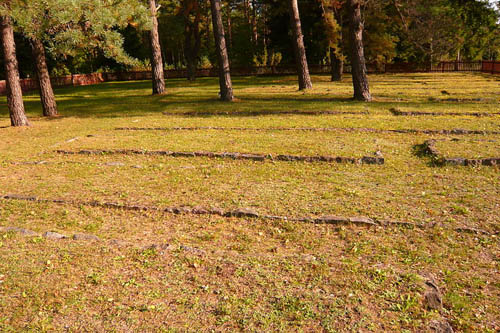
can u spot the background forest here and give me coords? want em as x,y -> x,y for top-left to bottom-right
2,0 -> 499,80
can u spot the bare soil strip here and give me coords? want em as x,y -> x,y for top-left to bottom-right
0,194 -> 492,235
390,108 -> 500,117
115,126 -> 500,135
54,149 -> 385,165
421,139 -> 500,166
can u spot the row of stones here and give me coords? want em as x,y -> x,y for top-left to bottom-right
54,149 -> 385,165
0,226 -> 207,258
161,108 -> 500,117
115,126 -> 500,135
0,226 -> 99,241
163,110 -> 369,117
0,194 -> 492,235
423,140 -> 500,166
390,108 -> 500,117
427,97 -> 497,103
0,225 -> 207,261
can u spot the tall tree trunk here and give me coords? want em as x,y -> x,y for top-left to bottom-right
184,17 -> 195,81
288,0 -> 312,90
184,29 -> 196,81
149,0 -> 165,95
263,3 -> 271,66
330,47 -> 343,81
184,27 -> 201,81
347,0 -> 371,101
30,38 -> 58,117
210,0 -> 234,101
331,8 -> 343,82
226,0 -> 233,53
251,0 -> 258,46
0,15 -> 29,127
183,0 -> 202,81
243,0 -> 250,24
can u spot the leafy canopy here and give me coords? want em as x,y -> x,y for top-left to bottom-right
7,0 -> 151,65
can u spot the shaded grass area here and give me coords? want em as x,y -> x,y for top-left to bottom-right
1,73 -> 500,120
0,73 -> 499,331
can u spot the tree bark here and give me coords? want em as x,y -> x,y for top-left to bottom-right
0,15 -> 30,127
210,0 -> 234,101
183,0 -> 202,81
184,30 -> 197,81
251,0 -> 258,46
226,0 -> 233,53
288,0 -> 312,90
331,8 -> 343,82
330,47 -> 343,81
30,38 -> 58,117
347,0 -> 371,101
149,0 -> 165,95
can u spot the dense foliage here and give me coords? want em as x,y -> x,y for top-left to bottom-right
1,0 -> 499,78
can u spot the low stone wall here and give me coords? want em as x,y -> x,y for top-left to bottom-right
422,140 -> 500,166
54,149 -> 385,165
0,193 -> 493,235
115,126 -> 500,135
390,108 -> 500,117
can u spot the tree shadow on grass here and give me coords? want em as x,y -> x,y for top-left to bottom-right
1,85 -> 361,119
0,92 -> 449,120
3,73 -> 496,120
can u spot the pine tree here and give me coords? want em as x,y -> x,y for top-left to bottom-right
6,0 -> 151,121
149,0 -> 166,95
288,0 -> 312,90
347,0 -> 371,101
210,0 -> 234,101
0,2 -> 29,126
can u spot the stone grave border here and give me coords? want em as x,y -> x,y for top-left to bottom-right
115,126 -> 500,136
163,110 -> 369,117
419,139 -> 500,166
390,108 -> 500,117
54,149 -> 385,165
0,194 -> 493,236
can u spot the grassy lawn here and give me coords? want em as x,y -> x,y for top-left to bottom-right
0,73 -> 499,331
432,138 -> 500,159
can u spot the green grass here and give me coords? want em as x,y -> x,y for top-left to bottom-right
433,137 -> 500,159
0,73 -> 499,331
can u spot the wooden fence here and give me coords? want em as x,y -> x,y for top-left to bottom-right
0,61 -> 498,96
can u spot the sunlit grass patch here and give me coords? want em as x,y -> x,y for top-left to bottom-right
433,136 -> 500,159
0,73 -> 499,331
